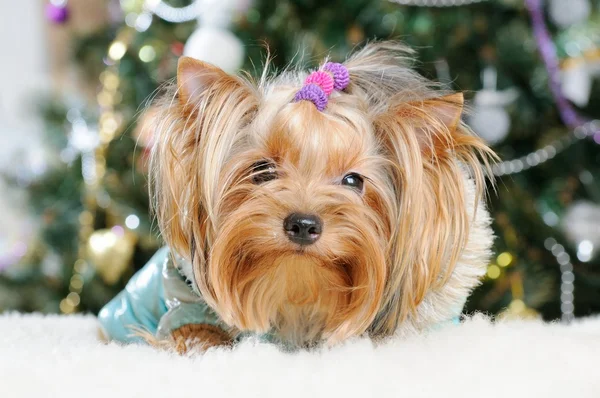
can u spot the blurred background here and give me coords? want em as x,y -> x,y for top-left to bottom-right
1,0 -> 599,322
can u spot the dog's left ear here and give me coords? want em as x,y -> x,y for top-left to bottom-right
391,92 -> 465,156
423,92 -> 463,129
371,91 -> 494,337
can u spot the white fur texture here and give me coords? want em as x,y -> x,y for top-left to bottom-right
1,313 -> 599,397
403,174 -> 493,335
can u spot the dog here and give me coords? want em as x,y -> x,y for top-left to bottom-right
98,42 -> 496,353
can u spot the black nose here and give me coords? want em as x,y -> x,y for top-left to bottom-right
283,213 -> 322,246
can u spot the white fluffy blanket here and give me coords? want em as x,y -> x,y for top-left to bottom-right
1,313 -> 599,398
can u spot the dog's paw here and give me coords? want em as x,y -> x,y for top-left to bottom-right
170,324 -> 232,355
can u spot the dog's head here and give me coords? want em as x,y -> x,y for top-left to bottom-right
149,43 -> 495,346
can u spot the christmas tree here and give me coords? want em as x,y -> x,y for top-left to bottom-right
1,0 -> 599,321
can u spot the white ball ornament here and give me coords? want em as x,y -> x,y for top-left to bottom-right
183,27 -> 244,73
469,104 -> 511,145
468,67 -> 518,145
561,201 -> 600,262
182,0 -> 246,73
142,0 -> 247,72
561,62 -> 592,107
549,0 -> 591,28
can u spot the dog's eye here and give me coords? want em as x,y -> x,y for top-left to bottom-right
341,173 -> 364,192
251,160 -> 278,184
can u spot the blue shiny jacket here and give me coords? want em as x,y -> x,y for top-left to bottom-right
98,247 -> 223,343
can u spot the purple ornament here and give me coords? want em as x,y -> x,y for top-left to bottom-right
46,3 -> 69,24
525,0 -> 585,129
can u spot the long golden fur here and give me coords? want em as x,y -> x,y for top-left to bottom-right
149,42 -> 496,347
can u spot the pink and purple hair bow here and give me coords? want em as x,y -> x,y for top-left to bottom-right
293,62 -> 350,111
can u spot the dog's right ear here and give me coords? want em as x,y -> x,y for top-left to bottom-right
177,57 -> 237,114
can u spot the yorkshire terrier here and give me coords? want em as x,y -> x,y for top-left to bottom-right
98,42 -> 495,353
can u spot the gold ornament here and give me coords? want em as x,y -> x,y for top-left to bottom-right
60,28 -> 131,313
498,299 -> 540,321
498,273 -> 540,321
486,264 -> 501,279
86,228 -> 137,285
497,252 -> 513,267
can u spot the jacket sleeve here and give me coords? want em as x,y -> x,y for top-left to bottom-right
154,252 -> 223,340
97,247 -> 170,344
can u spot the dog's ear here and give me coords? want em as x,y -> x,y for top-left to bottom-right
371,91 -> 494,337
151,57 -> 257,280
422,92 -> 463,130
177,57 -> 241,114
391,92 -> 464,156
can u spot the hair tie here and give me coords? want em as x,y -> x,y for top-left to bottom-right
293,84 -> 328,112
322,62 -> 349,91
305,71 -> 335,95
293,62 -> 349,111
